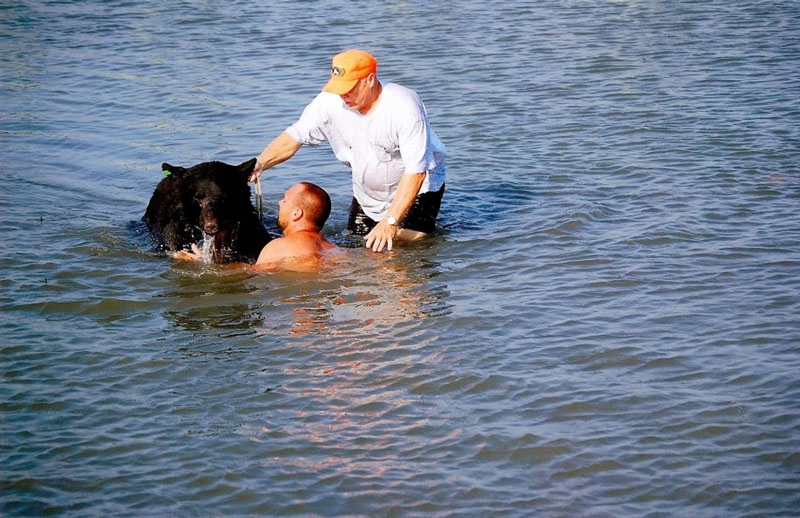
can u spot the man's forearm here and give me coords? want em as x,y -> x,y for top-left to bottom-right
255,132 -> 303,173
386,172 -> 426,222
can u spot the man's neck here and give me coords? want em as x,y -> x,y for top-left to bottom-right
284,225 -> 319,238
361,81 -> 383,115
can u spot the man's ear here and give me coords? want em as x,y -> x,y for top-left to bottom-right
292,207 -> 304,222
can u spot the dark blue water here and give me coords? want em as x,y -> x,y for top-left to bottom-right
2,1 -> 799,516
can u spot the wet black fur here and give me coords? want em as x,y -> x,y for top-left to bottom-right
143,158 -> 271,263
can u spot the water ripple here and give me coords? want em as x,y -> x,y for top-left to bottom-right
3,1 -> 800,516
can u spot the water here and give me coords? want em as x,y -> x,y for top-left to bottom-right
2,1 -> 799,516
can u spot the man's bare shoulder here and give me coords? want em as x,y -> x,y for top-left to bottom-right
253,245 -> 342,273
255,237 -> 291,264
253,233 -> 341,272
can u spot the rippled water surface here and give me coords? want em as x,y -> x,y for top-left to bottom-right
2,1 -> 800,516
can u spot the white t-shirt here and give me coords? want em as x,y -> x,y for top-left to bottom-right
286,83 -> 446,221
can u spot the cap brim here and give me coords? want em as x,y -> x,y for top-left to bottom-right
322,77 -> 359,95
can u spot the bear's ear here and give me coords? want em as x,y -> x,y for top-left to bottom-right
161,162 -> 187,178
236,158 -> 258,180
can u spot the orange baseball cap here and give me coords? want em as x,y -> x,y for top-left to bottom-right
322,49 -> 378,95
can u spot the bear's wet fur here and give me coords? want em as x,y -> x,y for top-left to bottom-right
143,158 -> 271,263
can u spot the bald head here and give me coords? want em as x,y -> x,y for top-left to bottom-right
294,182 -> 331,230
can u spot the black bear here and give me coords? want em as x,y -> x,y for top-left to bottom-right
143,158 -> 271,263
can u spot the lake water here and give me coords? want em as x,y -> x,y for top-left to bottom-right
2,1 -> 799,516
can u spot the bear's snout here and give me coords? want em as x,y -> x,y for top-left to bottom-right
203,219 -> 219,235
199,202 -> 220,235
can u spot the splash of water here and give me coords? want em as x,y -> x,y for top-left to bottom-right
199,232 -> 215,263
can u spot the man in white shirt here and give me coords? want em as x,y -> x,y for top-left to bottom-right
250,49 -> 446,253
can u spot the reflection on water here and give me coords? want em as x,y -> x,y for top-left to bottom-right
165,303 -> 266,334
159,243 -> 451,343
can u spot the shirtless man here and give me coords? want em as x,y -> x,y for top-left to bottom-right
174,182 -> 337,271
253,181 -> 338,272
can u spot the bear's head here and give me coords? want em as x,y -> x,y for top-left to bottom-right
144,157 -> 270,263
160,158 -> 257,238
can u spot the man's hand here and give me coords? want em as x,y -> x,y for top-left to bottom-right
363,173 -> 424,252
364,221 -> 397,253
173,243 -> 205,262
248,161 -> 264,183
249,132 -> 304,182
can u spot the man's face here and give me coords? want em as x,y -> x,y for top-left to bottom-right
340,75 -> 374,113
276,184 -> 301,231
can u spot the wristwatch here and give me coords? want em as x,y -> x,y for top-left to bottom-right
386,216 -> 398,226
